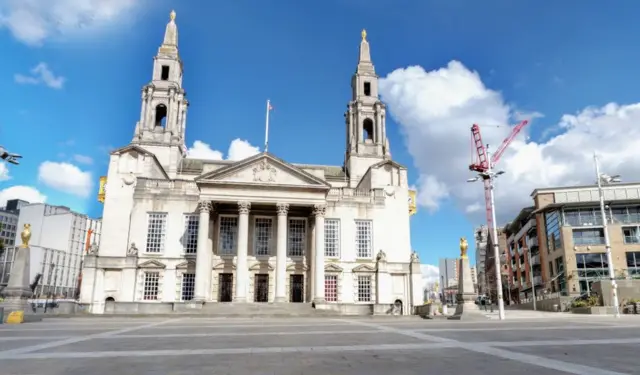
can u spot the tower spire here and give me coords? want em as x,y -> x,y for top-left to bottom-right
159,10 -> 178,55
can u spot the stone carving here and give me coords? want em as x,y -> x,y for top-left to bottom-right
127,243 -> 138,257
238,201 -> 251,214
19,223 -> 31,248
122,172 -> 136,186
197,200 -> 212,213
410,251 -> 420,263
276,203 -> 290,216
88,243 -> 98,255
253,160 -> 277,182
376,249 -> 387,263
312,204 -> 327,217
460,237 -> 468,258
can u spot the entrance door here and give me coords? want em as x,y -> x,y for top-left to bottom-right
219,273 -> 233,302
254,274 -> 269,302
290,275 -> 304,303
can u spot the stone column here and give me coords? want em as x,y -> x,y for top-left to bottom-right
235,201 -> 251,302
194,200 -> 212,301
275,203 -> 289,302
313,204 -> 326,303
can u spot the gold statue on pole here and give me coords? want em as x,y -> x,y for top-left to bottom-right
459,237 -> 468,259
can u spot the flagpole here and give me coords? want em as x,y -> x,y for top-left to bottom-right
264,99 -> 271,153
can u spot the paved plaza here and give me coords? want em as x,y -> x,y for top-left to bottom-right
1,312 -> 639,374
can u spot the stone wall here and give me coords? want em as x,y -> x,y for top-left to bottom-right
591,279 -> 640,306
505,296 -> 574,312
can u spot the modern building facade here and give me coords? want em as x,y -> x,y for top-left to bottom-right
2,203 -> 102,298
0,199 -> 24,287
80,13 -> 420,315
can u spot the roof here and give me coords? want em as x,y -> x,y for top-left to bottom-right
530,181 -> 640,197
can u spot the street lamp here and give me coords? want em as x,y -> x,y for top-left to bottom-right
468,147 -> 506,320
594,152 -> 621,318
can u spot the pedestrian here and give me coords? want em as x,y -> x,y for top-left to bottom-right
481,297 -> 486,311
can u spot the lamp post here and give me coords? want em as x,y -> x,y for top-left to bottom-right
594,152 -> 620,318
468,148 -> 506,320
527,246 -> 537,311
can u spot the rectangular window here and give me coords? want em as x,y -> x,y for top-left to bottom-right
161,65 -> 170,80
324,219 -> 340,257
254,217 -> 273,256
287,218 -> 306,257
355,220 -> 372,258
544,210 -> 561,252
357,275 -> 372,302
219,216 -> 238,255
363,82 -> 371,96
325,275 -> 338,302
626,252 -> 640,278
143,272 -> 160,300
572,228 -> 605,246
622,226 -> 640,244
146,213 -> 167,253
181,273 -> 195,301
182,214 -> 199,254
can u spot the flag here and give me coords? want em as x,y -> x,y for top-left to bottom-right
268,102 -> 274,111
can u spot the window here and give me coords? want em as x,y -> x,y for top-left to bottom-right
363,82 -> 371,96
357,275 -> 372,302
325,275 -> 338,302
355,220 -> 372,258
544,211 -> 561,252
324,219 -> 340,257
572,228 -> 605,246
219,216 -> 238,255
576,253 -> 609,294
182,214 -> 199,254
146,213 -> 167,253
626,252 -> 640,278
362,119 -> 374,142
143,272 -> 160,300
181,273 -> 195,301
622,227 -> 640,244
154,104 -> 167,127
254,217 -> 273,256
161,65 -> 170,80
555,257 -> 566,293
287,218 -> 306,257
564,208 -> 603,227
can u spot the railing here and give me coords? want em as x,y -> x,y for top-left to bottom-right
564,216 -> 604,227
531,254 -> 540,266
326,188 -> 385,203
573,237 -> 605,246
526,237 -> 539,248
533,276 -> 543,286
612,213 -> 640,224
624,235 -> 640,244
139,179 -> 199,191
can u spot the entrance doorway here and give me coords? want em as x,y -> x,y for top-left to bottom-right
290,275 -> 304,303
219,273 -> 233,302
254,274 -> 269,302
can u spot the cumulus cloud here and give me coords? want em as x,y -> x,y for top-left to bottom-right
37,161 -> 92,197
15,62 -> 65,89
0,0 -> 136,46
0,185 -> 46,207
187,138 -> 261,161
421,264 -> 439,290
379,61 -> 640,223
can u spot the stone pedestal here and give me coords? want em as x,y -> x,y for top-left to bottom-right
0,246 -> 34,314
448,257 -> 486,321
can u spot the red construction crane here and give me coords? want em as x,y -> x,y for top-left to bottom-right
468,120 -> 529,229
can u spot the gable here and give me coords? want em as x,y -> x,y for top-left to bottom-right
325,263 -> 343,272
111,145 -> 169,180
195,153 -> 330,189
138,260 -> 166,269
352,264 -> 376,273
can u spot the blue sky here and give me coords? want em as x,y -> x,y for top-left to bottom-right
3,0 -> 640,280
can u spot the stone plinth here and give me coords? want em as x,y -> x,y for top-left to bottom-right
0,246 -> 33,314
448,257 -> 486,321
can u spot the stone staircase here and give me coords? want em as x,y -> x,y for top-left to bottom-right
196,302 -> 341,317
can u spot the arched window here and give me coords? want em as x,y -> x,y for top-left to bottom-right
155,104 -> 167,128
362,118 -> 374,142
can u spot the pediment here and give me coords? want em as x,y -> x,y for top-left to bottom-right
195,153 -> 330,189
138,260 -> 166,269
213,261 -> 236,270
370,159 -> 406,170
324,263 -> 343,272
352,264 -> 376,273
111,145 -> 169,180
287,263 -> 309,271
250,262 -> 274,271
176,260 -> 196,269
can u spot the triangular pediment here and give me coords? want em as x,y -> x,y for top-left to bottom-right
195,153 -> 330,189
352,264 -> 376,273
176,260 -> 196,269
111,144 -> 169,180
370,159 -> 406,170
325,263 -> 343,272
138,259 -> 166,269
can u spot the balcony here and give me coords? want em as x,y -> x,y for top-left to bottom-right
530,254 -> 541,266
533,276 -> 543,286
564,216 -> 604,227
624,236 -> 640,244
526,237 -> 539,248
573,237 -> 606,246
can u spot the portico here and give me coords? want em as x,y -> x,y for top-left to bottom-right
192,153 -> 331,303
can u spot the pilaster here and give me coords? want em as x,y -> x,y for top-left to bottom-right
313,204 -> 327,303
275,203 -> 290,303
235,201 -> 251,302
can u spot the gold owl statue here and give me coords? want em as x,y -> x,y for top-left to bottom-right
20,223 -> 31,248
459,237 -> 468,258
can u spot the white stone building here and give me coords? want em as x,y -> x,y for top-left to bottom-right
80,12 -> 421,315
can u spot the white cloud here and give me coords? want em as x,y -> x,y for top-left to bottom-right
72,154 -> 93,165
15,63 -> 65,89
37,161 -> 92,197
0,185 -> 46,207
0,0 -> 136,46
0,162 -> 10,181
379,61 -> 640,223
187,138 -> 261,161
421,264 -> 439,290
